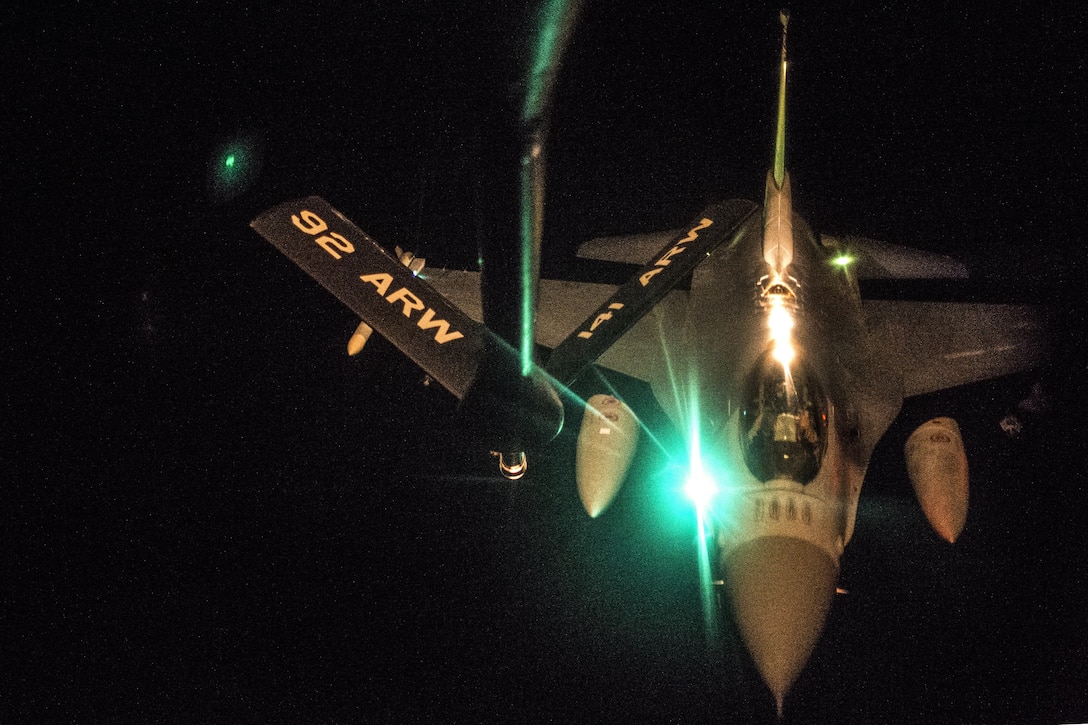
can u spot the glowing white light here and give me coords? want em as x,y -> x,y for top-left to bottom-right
767,292 -> 796,366
685,466 -> 718,508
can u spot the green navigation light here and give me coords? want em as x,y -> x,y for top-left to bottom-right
208,134 -> 262,203
684,403 -> 712,508
832,254 -> 855,268
685,465 -> 718,509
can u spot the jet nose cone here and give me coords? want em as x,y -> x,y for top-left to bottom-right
725,536 -> 838,714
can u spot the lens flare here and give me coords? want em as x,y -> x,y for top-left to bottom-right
694,497 -> 719,646
685,466 -> 718,508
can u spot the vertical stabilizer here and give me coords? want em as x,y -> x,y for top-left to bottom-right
773,9 -> 788,189
763,10 -> 794,274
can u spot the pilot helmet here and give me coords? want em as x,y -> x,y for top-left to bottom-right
739,351 -> 828,484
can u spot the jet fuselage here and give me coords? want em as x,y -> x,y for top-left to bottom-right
653,205 -> 905,705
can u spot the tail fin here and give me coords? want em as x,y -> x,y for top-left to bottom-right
762,10 -> 794,273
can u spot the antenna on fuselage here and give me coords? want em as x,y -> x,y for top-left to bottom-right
763,9 -> 794,274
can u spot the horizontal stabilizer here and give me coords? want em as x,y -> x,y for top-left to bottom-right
251,196 -> 485,398
547,200 -> 759,385
825,235 -> 969,280
576,228 -> 684,265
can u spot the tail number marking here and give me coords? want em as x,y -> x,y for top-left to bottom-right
638,217 -> 713,286
577,303 -> 624,340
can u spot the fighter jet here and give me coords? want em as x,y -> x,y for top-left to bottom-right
250,7 -> 1047,715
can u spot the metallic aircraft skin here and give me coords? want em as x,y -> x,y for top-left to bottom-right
687,208 -> 903,539
636,200 -> 904,707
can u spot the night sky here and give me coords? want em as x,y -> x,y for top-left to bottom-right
6,2 -> 1088,722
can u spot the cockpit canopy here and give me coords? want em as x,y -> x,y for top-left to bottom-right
739,351 -> 829,483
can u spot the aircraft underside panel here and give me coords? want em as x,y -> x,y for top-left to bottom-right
862,300 -> 1049,397
414,269 -> 486,323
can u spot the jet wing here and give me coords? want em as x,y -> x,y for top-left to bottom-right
582,229 -> 971,281
547,200 -> 758,385
423,273 -> 1049,408
862,300 -> 1049,397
